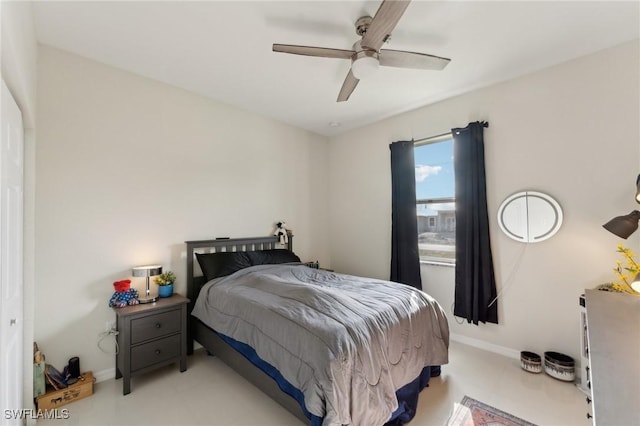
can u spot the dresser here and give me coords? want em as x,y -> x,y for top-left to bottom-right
584,290 -> 640,425
114,294 -> 189,395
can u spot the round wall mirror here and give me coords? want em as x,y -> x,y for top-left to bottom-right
497,191 -> 563,243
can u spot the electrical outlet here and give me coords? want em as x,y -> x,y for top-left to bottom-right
105,320 -> 116,332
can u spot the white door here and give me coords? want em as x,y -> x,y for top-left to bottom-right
0,80 -> 24,425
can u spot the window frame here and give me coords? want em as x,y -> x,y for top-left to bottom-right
414,133 -> 456,266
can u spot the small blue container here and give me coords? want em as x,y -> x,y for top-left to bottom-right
157,284 -> 173,298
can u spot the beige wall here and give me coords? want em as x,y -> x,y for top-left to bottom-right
30,35 -> 640,381
35,46 -> 330,375
1,0 -> 37,128
328,40 -> 640,361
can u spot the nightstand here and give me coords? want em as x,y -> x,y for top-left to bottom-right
114,294 -> 189,395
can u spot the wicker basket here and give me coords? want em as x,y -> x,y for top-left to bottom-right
520,351 -> 542,374
544,352 -> 575,382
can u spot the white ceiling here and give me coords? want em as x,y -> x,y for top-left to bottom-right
32,1 -> 640,136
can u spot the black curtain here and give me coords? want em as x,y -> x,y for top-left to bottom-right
389,140 -> 422,289
452,122 -> 498,324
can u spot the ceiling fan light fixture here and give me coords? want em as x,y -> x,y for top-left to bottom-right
273,0 -> 448,101
351,52 -> 379,80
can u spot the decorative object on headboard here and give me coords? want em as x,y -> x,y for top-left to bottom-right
132,265 -> 162,304
273,221 -> 289,245
602,174 -> 640,239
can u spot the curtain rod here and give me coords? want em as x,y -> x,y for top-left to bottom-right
412,131 -> 452,145
413,121 -> 490,145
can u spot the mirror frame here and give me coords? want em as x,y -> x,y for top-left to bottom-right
497,191 -> 563,243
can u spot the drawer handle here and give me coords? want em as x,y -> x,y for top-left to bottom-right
586,396 -> 591,404
585,366 -> 590,374
155,349 -> 161,356
587,381 -> 591,389
155,323 -> 162,329
587,413 -> 592,419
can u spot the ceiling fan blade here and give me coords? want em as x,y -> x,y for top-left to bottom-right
337,69 -> 359,102
273,44 -> 354,59
379,49 -> 451,70
361,0 -> 411,52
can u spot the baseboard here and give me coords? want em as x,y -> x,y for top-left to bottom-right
93,368 -> 115,383
94,339 -> 516,382
92,344 -> 203,383
450,333 -> 520,360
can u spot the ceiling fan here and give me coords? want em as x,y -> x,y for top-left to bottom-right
273,0 -> 451,102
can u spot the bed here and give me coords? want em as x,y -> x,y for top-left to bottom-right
186,236 -> 449,426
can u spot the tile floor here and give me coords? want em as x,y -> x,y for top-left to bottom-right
37,341 -> 590,426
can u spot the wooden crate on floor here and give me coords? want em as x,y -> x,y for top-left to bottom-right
36,372 -> 94,410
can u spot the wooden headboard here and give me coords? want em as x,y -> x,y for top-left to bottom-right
185,236 -> 293,299
184,235 -> 293,354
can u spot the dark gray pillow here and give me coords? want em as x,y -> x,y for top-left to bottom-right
195,251 -> 252,281
247,249 -> 301,266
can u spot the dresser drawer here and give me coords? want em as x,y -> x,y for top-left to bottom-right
131,309 -> 181,344
131,334 -> 181,371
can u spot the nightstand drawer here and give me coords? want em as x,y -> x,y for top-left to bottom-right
131,334 -> 181,371
131,309 -> 181,344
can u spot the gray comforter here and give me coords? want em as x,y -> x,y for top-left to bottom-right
191,264 -> 449,426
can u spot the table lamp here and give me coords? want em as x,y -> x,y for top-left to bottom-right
602,174 -> 640,239
132,265 -> 162,304
602,211 -> 640,239
632,273 -> 640,293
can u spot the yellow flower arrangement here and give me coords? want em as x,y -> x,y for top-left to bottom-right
610,244 -> 640,294
154,271 -> 176,286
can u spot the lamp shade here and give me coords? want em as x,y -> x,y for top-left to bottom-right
631,273 -> 640,293
602,210 -> 640,239
132,265 -> 162,304
132,265 -> 162,277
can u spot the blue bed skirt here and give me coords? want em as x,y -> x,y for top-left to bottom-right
216,332 -> 440,425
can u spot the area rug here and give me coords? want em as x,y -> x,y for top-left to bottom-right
446,396 -> 537,426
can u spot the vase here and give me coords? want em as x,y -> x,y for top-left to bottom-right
158,284 -> 173,298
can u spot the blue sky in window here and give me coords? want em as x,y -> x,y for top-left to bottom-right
415,139 -> 454,216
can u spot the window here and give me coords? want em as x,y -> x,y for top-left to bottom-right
415,134 -> 455,264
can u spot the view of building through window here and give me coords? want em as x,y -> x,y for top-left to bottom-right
415,136 -> 455,263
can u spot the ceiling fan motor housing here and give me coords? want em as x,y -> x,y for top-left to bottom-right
352,41 -> 378,58
355,16 -> 373,36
